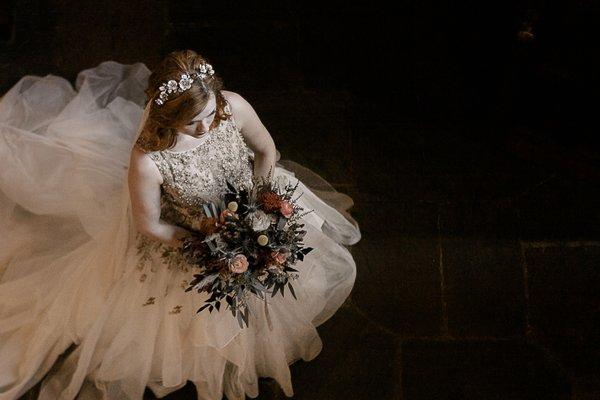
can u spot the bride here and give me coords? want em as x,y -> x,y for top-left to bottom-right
0,49 -> 361,400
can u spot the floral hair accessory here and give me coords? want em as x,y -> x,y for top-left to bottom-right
154,63 -> 215,106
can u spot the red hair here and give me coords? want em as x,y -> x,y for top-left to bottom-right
136,49 -> 230,152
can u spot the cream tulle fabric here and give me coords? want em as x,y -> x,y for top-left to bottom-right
0,61 -> 361,400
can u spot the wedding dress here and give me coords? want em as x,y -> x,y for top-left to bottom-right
0,61 -> 361,400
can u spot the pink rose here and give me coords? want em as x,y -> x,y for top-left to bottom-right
229,254 -> 249,274
219,209 -> 236,224
280,201 -> 294,218
271,250 -> 288,265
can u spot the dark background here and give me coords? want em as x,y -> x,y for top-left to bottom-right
1,1 -> 599,399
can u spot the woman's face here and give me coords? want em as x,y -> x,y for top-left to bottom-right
178,91 -> 217,138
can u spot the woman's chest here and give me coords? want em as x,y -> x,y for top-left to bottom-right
159,128 -> 254,208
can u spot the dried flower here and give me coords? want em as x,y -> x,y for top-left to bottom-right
260,191 -> 282,213
229,254 -> 249,274
227,201 -> 239,212
219,209 -> 236,224
257,234 -> 269,246
204,232 -> 227,251
271,250 -> 288,265
246,209 -> 272,232
280,201 -> 294,218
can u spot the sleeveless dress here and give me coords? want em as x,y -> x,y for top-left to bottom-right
0,61 -> 361,400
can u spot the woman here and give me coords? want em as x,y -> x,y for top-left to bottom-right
0,49 -> 360,399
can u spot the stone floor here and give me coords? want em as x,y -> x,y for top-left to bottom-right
18,89 -> 600,400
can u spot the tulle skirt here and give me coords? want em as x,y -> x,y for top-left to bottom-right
0,61 -> 361,399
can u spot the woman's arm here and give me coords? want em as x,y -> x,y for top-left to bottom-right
223,91 -> 277,181
128,146 -> 191,248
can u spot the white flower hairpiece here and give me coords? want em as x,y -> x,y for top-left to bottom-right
154,63 -> 215,106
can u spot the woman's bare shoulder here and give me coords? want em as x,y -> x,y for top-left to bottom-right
129,145 -> 163,185
221,90 -> 254,130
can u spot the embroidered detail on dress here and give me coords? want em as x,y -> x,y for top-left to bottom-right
136,260 -> 145,271
169,305 -> 183,314
146,115 -> 254,213
143,297 -> 156,306
136,232 -> 189,272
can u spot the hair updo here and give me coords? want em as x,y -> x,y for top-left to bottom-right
136,49 -> 231,152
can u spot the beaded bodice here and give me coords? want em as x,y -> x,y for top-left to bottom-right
145,101 -> 254,233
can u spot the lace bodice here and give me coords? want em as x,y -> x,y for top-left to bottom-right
145,100 -> 254,232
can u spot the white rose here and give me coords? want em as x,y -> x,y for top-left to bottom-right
246,210 -> 272,232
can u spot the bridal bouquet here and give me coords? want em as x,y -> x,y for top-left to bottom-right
180,171 -> 314,328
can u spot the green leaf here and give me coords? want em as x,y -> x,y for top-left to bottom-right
288,282 -> 297,300
226,180 -> 238,194
242,307 -> 250,326
236,310 -> 245,328
301,247 -> 313,254
197,303 -> 211,314
203,203 -> 216,218
251,278 -> 266,291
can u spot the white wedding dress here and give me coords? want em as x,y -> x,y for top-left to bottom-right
0,61 -> 361,400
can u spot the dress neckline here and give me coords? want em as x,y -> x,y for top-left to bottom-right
162,118 -> 227,154
162,98 -> 232,154
162,129 -> 214,154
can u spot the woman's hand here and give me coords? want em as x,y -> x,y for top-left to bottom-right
170,227 -> 197,249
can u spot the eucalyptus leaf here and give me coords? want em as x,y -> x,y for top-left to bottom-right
197,303 -> 211,313
251,279 -> 266,291
210,202 -> 219,218
242,307 -> 250,326
288,282 -> 297,300
226,180 -> 238,193
236,310 -> 245,328
196,274 -> 219,290
271,283 -> 281,297
203,203 -> 215,218
277,217 -> 287,231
